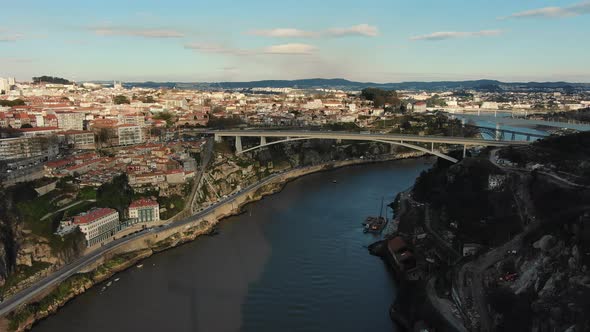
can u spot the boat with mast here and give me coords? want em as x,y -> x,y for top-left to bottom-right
362,198 -> 388,234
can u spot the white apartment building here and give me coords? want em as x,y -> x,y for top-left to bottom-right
0,78 -> 9,94
61,130 -> 96,149
117,124 -> 143,145
55,111 -> 85,130
73,208 -> 120,246
128,198 -> 160,224
481,102 -> 499,110
0,136 -> 59,160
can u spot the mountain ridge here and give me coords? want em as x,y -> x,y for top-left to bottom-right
102,78 -> 590,91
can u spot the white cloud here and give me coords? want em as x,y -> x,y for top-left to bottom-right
246,24 -> 378,38
0,28 -> 24,42
326,24 -> 379,37
183,43 -> 252,56
246,28 -> 317,38
91,27 -> 184,38
500,1 -> 590,19
0,35 -> 23,42
410,30 -> 503,41
263,43 -> 317,55
185,42 -> 317,56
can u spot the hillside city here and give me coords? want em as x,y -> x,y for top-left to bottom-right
1,76 -> 590,332
1,77 -> 590,246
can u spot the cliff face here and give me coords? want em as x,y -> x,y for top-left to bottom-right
0,183 -> 85,293
397,135 -> 590,332
195,140 -> 396,209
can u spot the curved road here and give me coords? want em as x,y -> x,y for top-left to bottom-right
0,170 -> 287,317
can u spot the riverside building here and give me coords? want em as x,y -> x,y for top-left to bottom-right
73,208 -> 120,246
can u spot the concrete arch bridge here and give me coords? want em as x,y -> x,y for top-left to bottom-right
209,130 -> 529,163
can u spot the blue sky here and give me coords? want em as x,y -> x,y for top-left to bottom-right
1,0 -> 590,82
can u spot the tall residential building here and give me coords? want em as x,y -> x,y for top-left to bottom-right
0,78 -> 8,94
117,124 -> 143,145
0,136 -> 59,160
73,208 -> 120,246
128,198 -> 160,224
61,130 -> 96,149
8,77 -> 15,86
55,111 -> 85,130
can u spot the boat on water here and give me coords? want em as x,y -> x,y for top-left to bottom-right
136,264 -> 143,268
332,180 -> 338,183
114,278 -> 120,282
362,198 -> 388,234
106,281 -> 112,287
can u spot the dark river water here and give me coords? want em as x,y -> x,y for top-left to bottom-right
33,158 -> 432,332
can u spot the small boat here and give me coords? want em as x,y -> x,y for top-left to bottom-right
106,281 -> 112,287
332,180 -> 338,183
101,286 -> 106,292
114,278 -> 120,282
136,264 -> 143,268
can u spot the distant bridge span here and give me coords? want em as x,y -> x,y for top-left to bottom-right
208,130 -> 530,163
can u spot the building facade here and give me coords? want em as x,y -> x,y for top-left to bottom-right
73,208 -> 120,246
128,198 -> 160,223
0,136 -> 59,160
61,130 -> 96,149
117,125 -> 143,145
55,111 -> 85,130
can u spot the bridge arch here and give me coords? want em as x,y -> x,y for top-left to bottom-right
237,136 -> 459,163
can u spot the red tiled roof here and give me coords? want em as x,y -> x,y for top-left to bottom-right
387,237 -> 407,254
45,159 -> 72,168
73,208 -> 118,225
129,198 -> 159,208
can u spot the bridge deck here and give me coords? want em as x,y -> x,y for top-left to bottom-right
207,130 -> 528,146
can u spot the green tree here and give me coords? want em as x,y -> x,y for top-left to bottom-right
113,95 -> 131,105
0,99 -> 25,107
96,174 -> 134,215
32,76 -> 71,84
360,88 -> 401,109
153,111 -> 174,127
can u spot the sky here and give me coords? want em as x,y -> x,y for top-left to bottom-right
1,0 -> 590,83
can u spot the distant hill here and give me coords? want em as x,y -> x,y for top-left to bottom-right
116,78 -> 590,92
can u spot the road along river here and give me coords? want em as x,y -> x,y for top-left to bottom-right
33,158 -> 432,332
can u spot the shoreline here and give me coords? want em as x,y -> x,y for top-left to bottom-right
2,152 -> 430,331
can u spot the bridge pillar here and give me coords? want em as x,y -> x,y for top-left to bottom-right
511,132 -> 516,141
390,144 -> 395,154
494,110 -> 497,118
431,142 -> 434,152
463,145 -> 467,158
214,133 -> 222,143
495,123 -> 501,141
235,136 -> 242,153
526,134 -> 531,141
461,119 -> 466,128
336,139 -> 342,144
477,109 -> 481,116
260,136 -> 267,145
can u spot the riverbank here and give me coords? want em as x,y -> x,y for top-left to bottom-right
2,151 -> 429,331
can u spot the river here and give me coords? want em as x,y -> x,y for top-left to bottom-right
33,158 -> 432,332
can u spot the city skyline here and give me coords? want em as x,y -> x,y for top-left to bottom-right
2,0 -> 590,82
